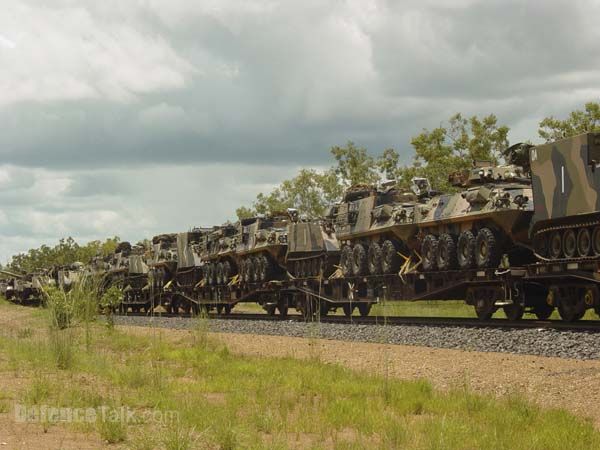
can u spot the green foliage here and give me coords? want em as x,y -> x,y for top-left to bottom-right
100,285 -> 123,329
9,236 -> 120,274
237,168 -> 343,219
330,141 -> 380,187
44,285 -> 75,330
539,101 -> 600,142
388,113 -> 509,191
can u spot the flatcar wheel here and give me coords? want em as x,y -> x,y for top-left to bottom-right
592,226 -> 600,256
216,304 -> 224,315
558,296 -> 586,322
357,303 -> 371,317
533,305 -> 554,320
381,240 -> 400,274
475,228 -> 499,268
548,231 -> 562,259
340,246 -> 354,277
278,299 -> 288,318
503,303 -> 524,321
319,301 -> 329,317
562,229 -> 577,258
421,235 -> 438,271
265,304 -> 277,316
457,231 -> 475,269
474,289 -> 496,320
224,304 -> 232,315
352,243 -> 368,276
367,242 -> 383,275
437,233 -> 457,270
342,303 -> 354,318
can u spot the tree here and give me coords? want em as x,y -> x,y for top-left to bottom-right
380,113 -> 510,191
8,236 -> 121,273
538,101 -> 600,142
236,169 -> 343,219
330,141 -> 380,187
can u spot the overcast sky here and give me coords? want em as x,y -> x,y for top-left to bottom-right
0,0 -> 599,262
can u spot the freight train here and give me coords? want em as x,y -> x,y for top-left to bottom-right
3,132 -> 600,322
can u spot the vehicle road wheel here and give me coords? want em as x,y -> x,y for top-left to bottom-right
532,232 -> 548,257
437,233 -> 457,270
503,303 -> 524,321
592,226 -> 600,256
562,229 -> 577,258
381,240 -> 400,274
367,242 -> 383,275
548,231 -> 562,259
352,243 -> 368,276
222,261 -> 231,283
257,255 -> 270,282
421,235 -> 438,271
357,303 -> 371,317
577,228 -> 591,257
342,303 -> 354,317
245,258 -> 254,283
475,228 -> 499,268
340,246 -> 354,277
457,231 -> 475,269
216,262 -> 224,285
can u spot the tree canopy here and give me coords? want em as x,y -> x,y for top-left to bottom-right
538,101 -> 600,142
7,236 -> 120,273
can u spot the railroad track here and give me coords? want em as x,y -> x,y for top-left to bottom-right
113,311 -> 600,332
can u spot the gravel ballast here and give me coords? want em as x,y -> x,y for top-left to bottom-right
113,315 -> 600,360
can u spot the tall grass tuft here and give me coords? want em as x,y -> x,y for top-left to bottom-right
100,285 -> 123,330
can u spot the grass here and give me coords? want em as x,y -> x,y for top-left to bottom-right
0,301 -> 599,449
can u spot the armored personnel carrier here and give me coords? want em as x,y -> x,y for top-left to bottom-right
174,228 -> 207,313
286,210 -> 340,279
236,214 -> 289,283
416,160 -> 534,271
530,132 -> 600,261
200,223 -> 238,286
147,233 -> 178,312
331,181 -> 430,277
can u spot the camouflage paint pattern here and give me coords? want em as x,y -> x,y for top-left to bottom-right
530,132 -> 600,232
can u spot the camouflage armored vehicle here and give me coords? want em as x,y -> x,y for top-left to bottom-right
331,181 -> 431,277
286,210 -> 340,279
416,160 -> 534,271
0,269 -> 50,304
530,132 -> 600,261
174,228 -> 207,313
121,244 -> 151,313
527,132 -> 600,322
200,223 -> 239,286
236,214 -> 290,283
147,233 -> 178,312
57,262 -> 85,292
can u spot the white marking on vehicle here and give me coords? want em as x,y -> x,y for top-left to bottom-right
561,166 -> 565,194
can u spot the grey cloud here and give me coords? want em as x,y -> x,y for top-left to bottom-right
0,0 -> 599,261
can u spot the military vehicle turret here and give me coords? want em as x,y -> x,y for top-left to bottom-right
416,160 -> 534,271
